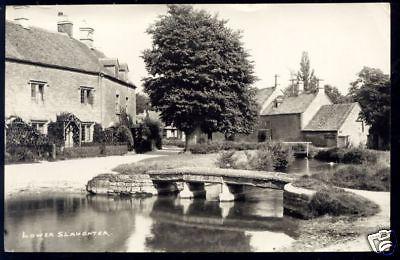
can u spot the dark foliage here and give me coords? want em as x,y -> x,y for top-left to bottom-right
142,5 -> 258,151
309,187 -> 380,217
315,147 -> 377,164
5,117 -> 52,163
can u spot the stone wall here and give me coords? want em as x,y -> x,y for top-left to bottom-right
302,131 -> 338,147
283,183 -> 316,219
259,114 -> 302,141
86,173 -> 159,196
5,61 -> 136,129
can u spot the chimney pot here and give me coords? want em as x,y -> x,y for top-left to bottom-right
57,12 -> 73,37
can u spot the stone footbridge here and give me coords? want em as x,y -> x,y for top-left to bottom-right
87,167 -> 294,202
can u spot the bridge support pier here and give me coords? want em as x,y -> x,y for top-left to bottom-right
218,183 -> 244,202
219,201 -> 234,218
153,181 -> 181,195
178,182 -> 206,199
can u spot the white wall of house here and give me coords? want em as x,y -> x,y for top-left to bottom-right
338,104 -> 369,147
301,90 -> 332,129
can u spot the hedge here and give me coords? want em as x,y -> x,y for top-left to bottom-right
314,147 -> 378,164
58,144 -> 128,159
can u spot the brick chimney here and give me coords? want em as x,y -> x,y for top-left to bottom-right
118,63 -> 129,81
57,12 -> 73,37
79,20 -> 94,49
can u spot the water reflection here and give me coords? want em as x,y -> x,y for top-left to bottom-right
285,158 -> 338,175
5,188 -> 299,252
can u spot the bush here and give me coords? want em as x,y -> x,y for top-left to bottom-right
144,118 -> 163,149
374,166 -> 390,191
47,121 -> 64,147
247,149 -> 274,171
93,123 -> 105,144
269,142 -> 294,170
215,142 -> 294,171
309,187 -> 380,217
163,138 -> 185,148
315,147 -> 378,164
5,117 -> 53,163
189,141 -> 262,154
331,165 -> 389,191
217,150 -> 236,168
189,142 -> 220,154
116,125 -> 134,151
58,145 -> 128,159
310,164 -> 390,191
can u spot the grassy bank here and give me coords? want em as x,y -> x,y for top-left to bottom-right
113,153 -> 219,175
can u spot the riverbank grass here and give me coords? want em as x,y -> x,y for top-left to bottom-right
113,153 -> 219,175
293,175 -> 380,218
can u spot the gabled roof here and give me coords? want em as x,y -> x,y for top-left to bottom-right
303,103 -> 358,131
5,20 -> 133,87
263,92 -> 317,115
256,87 -> 275,106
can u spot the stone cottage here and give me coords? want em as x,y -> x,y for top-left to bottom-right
259,85 -> 332,142
5,13 -> 136,147
257,85 -> 369,147
302,103 -> 369,148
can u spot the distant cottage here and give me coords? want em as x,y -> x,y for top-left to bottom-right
256,84 -> 369,148
5,13 -> 136,147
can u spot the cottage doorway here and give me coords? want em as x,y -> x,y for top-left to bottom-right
55,113 -> 82,147
65,125 -> 75,148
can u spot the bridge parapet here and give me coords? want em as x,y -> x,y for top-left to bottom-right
147,167 -> 294,190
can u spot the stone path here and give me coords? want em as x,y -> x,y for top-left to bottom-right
5,153 -> 164,197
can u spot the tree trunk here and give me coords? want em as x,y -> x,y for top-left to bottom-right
184,131 -> 190,152
207,132 -> 213,141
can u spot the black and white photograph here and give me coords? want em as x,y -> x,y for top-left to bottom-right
3,3 -> 393,253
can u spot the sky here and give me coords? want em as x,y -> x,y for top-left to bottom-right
6,3 -> 390,94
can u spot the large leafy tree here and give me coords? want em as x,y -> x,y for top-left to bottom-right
142,5 -> 258,149
348,67 -> 390,149
324,84 -> 350,104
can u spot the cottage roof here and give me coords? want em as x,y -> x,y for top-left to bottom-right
5,20 -> 133,87
263,92 -> 317,115
256,87 -> 275,106
303,103 -> 358,131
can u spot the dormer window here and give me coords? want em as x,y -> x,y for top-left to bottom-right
30,80 -> 46,103
80,86 -> 94,105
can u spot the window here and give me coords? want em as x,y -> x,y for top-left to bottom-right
115,93 -> 120,114
81,123 -> 93,142
125,96 -> 129,110
80,87 -> 94,105
31,121 -> 47,134
30,81 -> 46,102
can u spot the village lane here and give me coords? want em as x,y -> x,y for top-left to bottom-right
5,153 -> 164,197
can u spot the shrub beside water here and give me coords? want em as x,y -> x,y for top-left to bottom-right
217,142 -> 294,171
315,147 -> 378,164
309,187 -> 380,217
311,164 -> 390,192
293,175 -> 381,217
